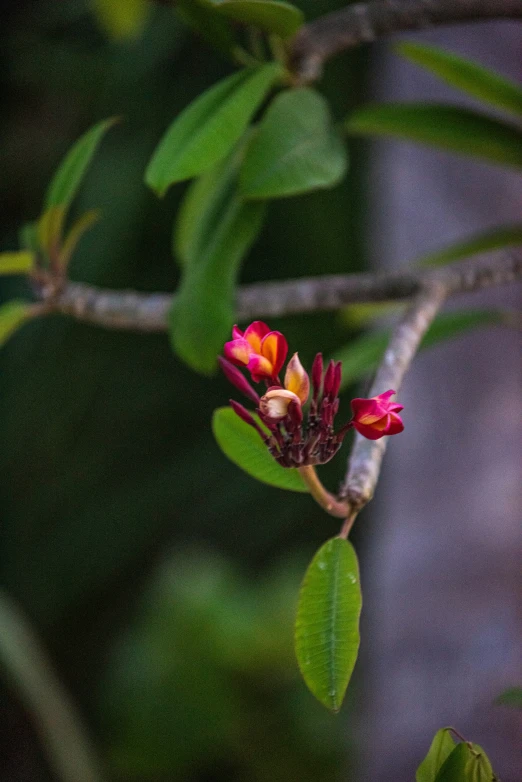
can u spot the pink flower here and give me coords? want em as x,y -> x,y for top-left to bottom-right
259,353 -> 309,420
224,321 -> 287,382
350,390 -> 404,441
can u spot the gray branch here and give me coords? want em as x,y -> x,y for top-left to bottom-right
340,284 -> 446,509
46,251 -> 522,331
289,0 -> 522,83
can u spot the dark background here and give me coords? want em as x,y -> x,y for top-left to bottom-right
0,2 -> 520,781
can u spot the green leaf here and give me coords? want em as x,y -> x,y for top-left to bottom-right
145,64 -> 283,195
174,141 -> 241,267
214,0 -> 304,38
241,88 -> 348,199
170,194 -> 265,374
93,0 -> 150,40
295,537 -> 361,711
0,251 -> 34,276
415,223 -> 522,266
211,407 -> 308,492
397,41 -> 522,118
0,301 -> 31,347
416,728 -> 456,782
176,0 -> 235,56
495,686 -> 522,709
336,310 -> 504,389
44,118 -> 117,209
19,222 -> 39,254
347,104 -> 522,168
434,742 -> 496,782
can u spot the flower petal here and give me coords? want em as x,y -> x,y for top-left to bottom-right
232,324 -> 244,340
284,352 -> 310,404
224,338 -> 253,366
260,330 -> 288,377
352,420 -> 387,440
260,388 -> 300,419
243,321 -> 271,353
247,353 -> 275,382
384,412 -> 404,435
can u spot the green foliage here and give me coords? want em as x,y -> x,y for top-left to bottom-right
93,0 -> 151,40
241,88 -> 348,199
434,742 -> 496,782
295,538 -> 361,711
214,0 -> 304,38
44,118 -> 117,210
169,180 -> 265,372
0,302 -> 31,348
415,223 -> 522,266
335,310 -> 504,389
175,0 -> 236,55
0,251 -> 34,276
495,686 -> 522,708
397,41 -> 522,117
347,104 -> 522,168
416,728 -> 456,782
145,64 -> 283,195
212,406 -> 308,491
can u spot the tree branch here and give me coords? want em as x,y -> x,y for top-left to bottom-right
41,251 -> 522,331
340,283 -> 447,509
289,0 -> 522,84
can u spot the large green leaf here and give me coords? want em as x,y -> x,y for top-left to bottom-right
416,728 -> 456,782
212,406 -> 307,492
347,104 -> 522,168
335,310 -> 503,389
0,251 -> 34,276
145,64 -> 282,195
240,88 -> 348,199
176,0 -> 235,56
0,302 -> 31,348
295,537 -> 361,711
397,41 -> 522,118
44,118 -> 116,209
170,192 -> 265,374
214,0 -> 304,38
415,223 -> 522,266
434,742 -> 496,782
173,140 -> 243,267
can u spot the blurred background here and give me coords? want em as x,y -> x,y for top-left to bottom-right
0,2 -> 520,781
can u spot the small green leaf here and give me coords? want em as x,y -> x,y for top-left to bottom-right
416,728 -> 456,782
336,310 -> 504,389
174,142 -> 241,267
212,406 -> 308,492
434,742 -> 496,782
0,301 -> 32,347
93,0 -> 150,40
241,88 -> 348,199
495,686 -> 522,709
176,0 -> 235,56
215,0 -> 304,38
170,195 -> 265,374
44,118 -> 117,209
415,223 -> 522,266
397,41 -> 522,118
347,104 -> 522,168
145,64 -> 283,195
19,222 -> 39,254
295,537 -> 361,711
0,251 -> 34,276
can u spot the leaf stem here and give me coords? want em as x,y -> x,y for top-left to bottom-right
298,464 -> 350,518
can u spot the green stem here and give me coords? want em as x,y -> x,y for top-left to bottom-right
0,590 -> 106,782
298,464 -> 350,519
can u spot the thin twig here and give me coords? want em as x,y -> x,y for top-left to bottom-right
340,283 -> 447,508
40,251 -> 522,331
289,0 -> 522,84
0,590 -> 106,782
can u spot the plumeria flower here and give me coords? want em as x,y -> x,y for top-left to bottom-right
220,323 -> 404,467
224,321 -> 287,382
351,390 -> 404,440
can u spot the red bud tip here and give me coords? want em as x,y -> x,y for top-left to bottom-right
218,356 -> 260,405
323,360 -> 335,397
332,361 -> 342,397
311,352 -> 323,399
229,400 -> 266,439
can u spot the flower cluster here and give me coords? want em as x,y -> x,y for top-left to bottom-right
220,321 -> 404,468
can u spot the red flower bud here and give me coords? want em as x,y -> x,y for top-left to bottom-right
218,357 -> 260,405
350,390 -> 404,440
